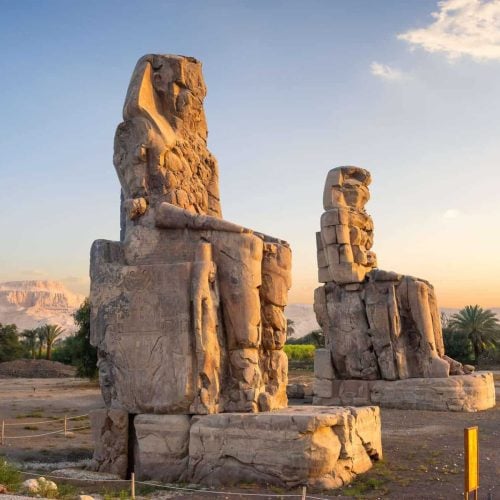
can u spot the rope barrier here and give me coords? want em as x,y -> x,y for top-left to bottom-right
3,414 -> 89,427
2,425 -> 90,440
17,469 -> 330,498
135,480 -> 305,497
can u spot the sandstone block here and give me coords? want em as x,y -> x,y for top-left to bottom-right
313,373 -> 495,411
188,406 -> 382,489
314,348 -> 335,380
90,409 -> 128,479
134,415 -> 191,483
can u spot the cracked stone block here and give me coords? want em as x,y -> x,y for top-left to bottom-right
188,406 -> 382,489
90,409 -> 128,478
313,372 -> 495,411
134,414 -> 191,482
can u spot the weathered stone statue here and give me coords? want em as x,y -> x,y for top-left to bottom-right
90,54 -> 290,415
313,166 -> 496,411
89,57 -> 384,489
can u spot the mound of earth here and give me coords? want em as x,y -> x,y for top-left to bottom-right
0,359 -> 76,378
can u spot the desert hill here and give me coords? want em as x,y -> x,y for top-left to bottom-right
0,280 -> 84,335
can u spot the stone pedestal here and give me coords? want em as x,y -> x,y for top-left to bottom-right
187,406 -> 381,489
314,363 -> 495,412
92,407 -> 382,488
89,409 -> 129,478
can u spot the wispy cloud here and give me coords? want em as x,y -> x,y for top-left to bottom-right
398,0 -> 500,61
443,208 -> 461,219
370,62 -> 405,81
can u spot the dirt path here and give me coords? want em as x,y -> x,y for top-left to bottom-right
0,376 -> 498,499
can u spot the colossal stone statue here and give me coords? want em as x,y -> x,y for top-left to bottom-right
313,166 -> 495,411
315,166 -> 450,380
90,54 -> 291,415
88,56 -> 385,488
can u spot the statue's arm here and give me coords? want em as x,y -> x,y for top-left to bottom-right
155,202 -> 252,233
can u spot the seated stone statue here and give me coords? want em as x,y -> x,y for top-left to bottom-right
90,54 -> 291,414
314,166 -> 467,380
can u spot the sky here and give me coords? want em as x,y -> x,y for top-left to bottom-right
1,0 -> 499,307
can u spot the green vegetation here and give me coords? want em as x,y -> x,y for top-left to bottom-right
283,344 -> 315,360
52,298 -> 97,378
0,458 -> 22,491
41,324 -> 65,360
0,298 -> 97,378
286,329 -> 324,347
0,324 -> 24,362
443,306 -> 500,364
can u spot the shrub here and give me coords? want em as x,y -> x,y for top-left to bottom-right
283,344 -> 316,360
0,458 -> 22,491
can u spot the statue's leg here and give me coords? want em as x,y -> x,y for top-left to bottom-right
259,241 -> 292,410
211,232 -> 264,412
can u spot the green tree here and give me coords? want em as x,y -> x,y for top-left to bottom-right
21,329 -> 39,359
37,327 -> 45,358
40,324 -> 65,360
448,305 -> 500,362
286,319 -> 296,339
0,323 -> 23,362
287,329 -> 325,347
53,298 -> 97,378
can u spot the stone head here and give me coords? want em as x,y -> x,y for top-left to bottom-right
123,54 -> 208,139
323,166 -> 371,211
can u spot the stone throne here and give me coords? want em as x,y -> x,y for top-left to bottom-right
90,54 -> 291,415
313,166 -> 495,411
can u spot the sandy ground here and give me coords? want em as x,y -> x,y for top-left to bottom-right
0,375 -> 499,499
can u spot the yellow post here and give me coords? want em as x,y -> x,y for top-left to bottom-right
131,472 -> 135,499
464,426 -> 479,500
64,415 -> 67,437
301,485 -> 306,500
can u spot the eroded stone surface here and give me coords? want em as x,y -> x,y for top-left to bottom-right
314,167 -> 461,381
188,406 -> 381,489
90,54 -> 291,414
89,409 -> 128,478
134,415 -> 191,482
313,371 -> 495,412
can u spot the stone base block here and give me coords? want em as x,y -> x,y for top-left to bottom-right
134,415 -> 191,483
89,409 -> 129,478
313,372 -> 495,412
128,407 -> 381,489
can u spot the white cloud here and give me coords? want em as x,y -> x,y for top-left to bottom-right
443,208 -> 461,219
370,61 -> 405,81
398,0 -> 500,61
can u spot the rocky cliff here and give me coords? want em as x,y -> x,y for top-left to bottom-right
0,280 -> 84,334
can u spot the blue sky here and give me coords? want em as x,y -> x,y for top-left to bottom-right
1,0 -> 499,306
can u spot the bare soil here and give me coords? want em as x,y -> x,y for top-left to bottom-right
0,360 -> 76,378
0,374 -> 498,499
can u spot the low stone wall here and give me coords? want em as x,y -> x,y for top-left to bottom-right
90,406 -> 382,489
314,350 -> 495,411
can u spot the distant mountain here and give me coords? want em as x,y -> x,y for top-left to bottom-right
285,303 -> 320,339
0,280 -> 85,335
286,304 -> 500,340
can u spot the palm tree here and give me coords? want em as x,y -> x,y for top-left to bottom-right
40,324 -> 65,360
37,327 -> 46,359
286,319 -> 296,339
21,329 -> 38,359
448,305 -> 500,362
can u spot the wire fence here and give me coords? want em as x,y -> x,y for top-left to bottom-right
16,469 -> 329,499
0,414 -> 90,444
